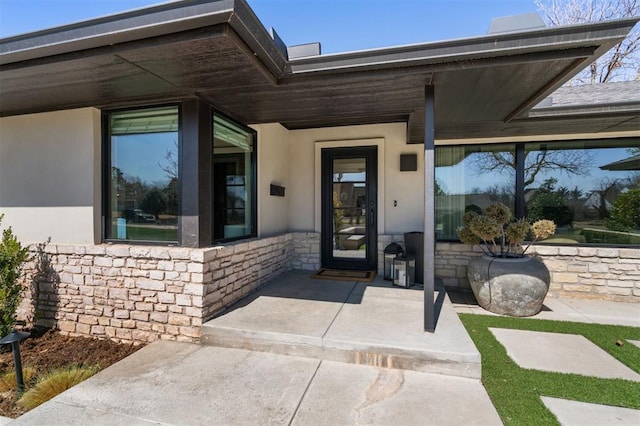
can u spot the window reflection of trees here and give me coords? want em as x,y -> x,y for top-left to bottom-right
435,141 -> 640,245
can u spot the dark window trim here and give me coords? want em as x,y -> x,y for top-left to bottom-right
435,136 -> 640,248
102,103 -> 181,245
212,109 -> 258,244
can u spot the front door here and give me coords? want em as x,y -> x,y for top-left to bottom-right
321,146 -> 377,270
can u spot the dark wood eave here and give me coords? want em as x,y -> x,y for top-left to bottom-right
0,0 -> 638,142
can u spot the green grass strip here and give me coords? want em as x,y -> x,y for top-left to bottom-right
459,313 -> 640,426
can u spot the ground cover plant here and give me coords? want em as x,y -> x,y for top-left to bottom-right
0,329 -> 142,418
459,314 -> 640,425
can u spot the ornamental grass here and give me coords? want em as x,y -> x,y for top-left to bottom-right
18,366 -> 98,409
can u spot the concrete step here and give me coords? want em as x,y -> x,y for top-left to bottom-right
201,271 -> 481,379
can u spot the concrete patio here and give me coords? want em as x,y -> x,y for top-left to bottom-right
201,270 -> 481,378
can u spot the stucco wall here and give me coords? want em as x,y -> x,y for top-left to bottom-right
287,123 -> 424,235
0,108 -> 101,245
253,123 -> 290,237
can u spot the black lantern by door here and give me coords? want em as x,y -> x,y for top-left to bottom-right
383,242 -> 404,280
393,256 -> 416,288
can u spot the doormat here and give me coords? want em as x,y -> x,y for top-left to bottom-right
311,268 -> 376,282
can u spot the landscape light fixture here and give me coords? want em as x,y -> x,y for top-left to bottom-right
0,329 -> 31,392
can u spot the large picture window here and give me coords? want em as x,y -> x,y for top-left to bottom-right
436,138 -> 640,246
213,113 -> 256,241
435,144 -> 516,240
106,106 -> 179,243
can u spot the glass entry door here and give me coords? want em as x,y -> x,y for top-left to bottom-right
321,146 -> 377,270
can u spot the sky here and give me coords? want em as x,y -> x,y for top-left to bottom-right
0,0 -> 542,53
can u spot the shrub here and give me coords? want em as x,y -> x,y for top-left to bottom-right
606,189 -> 640,232
0,214 -> 31,337
18,366 -> 98,409
527,192 -> 573,227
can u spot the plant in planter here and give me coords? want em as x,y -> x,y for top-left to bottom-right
458,203 -> 556,317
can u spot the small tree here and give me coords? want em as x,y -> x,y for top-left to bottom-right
528,192 -> 574,226
139,188 -> 167,219
606,189 -> 640,231
0,214 -> 31,337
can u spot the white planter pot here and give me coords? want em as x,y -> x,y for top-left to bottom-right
467,255 -> 550,317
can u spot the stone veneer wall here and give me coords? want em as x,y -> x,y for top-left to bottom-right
290,232 -> 321,271
19,244 -> 206,344
288,232 -> 404,275
16,232 -> 420,344
202,234 -> 292,320
18,234 -> 293,344
435,243 -> 640,303
17,234 -> 638,345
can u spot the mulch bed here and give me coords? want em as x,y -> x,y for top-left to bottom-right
0,329 -> 143,418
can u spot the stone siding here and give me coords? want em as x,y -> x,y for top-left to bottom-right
18,234 -> 292,344
16,235 -> 639,345
20,244 -> 205,344
435,243 -> 640,303
202,234 -> 292,320
435,243 -> 480,289
290,232 -> 321,271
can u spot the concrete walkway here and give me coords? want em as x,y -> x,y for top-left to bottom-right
451,291 -> 640,327
6,272 -> 640,425
11,271 -> 500,425
11,343 -> 500,425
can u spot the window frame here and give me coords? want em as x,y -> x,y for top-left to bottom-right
435,137 -> 640,248
102,103 -> 182,246
211,110 -> 258,244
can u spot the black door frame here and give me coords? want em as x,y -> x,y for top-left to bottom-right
321,146 -> 378,270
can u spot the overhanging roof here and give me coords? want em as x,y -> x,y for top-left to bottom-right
599,154 -> 640,171
0,0 -> 638,142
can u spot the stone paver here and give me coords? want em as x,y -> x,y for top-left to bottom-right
0,416 -> 12,426
541,397 -> 640,425
629,339 -> 640,349
490,328 -> 640,381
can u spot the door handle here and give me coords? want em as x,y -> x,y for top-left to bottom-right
370,208 -> 375,228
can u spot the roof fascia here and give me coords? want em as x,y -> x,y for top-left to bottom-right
227,1 -> 287,78
0,0 -> 286,75
529,101 -> 640,117
287,17 -> 640,75
0,1 -> 234,65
